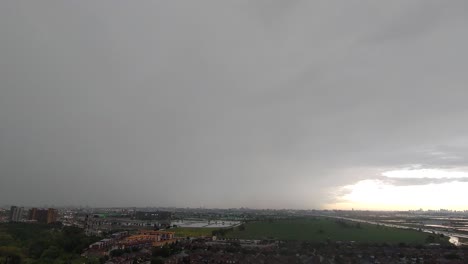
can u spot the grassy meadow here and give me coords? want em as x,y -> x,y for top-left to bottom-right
224,218 -> 449,245
171,227 -> 219,238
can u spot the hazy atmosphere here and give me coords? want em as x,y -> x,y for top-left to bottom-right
1,1 -> 468,210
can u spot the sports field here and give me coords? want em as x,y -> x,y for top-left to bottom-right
225,218 -> 449,245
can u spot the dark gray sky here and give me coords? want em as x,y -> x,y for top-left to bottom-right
1,1 -> 468,209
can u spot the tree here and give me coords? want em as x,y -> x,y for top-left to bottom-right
99,256 -> 109,264
0,247 -> 23,264
28,241 -> 47,258
152,245 -> 171,258
5,255 -> 21,264
110,249 -> 125,257
426,235 -> 436,243
151,257 -> 164,264
41,246 -> 61,260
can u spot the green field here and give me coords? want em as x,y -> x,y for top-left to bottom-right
171,227 -> 219,237
225,218 -> 449,245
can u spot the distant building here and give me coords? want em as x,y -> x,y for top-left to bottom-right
9,206 -> 24,222
35,208 -> 47,223
139,229 -> 175,240
47,208 -> 58,223
9,206 -> 17,221
29,208 -> 58,224
28,207 -> 38,220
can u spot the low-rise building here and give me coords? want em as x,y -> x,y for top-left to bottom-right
118,230 -> 177,249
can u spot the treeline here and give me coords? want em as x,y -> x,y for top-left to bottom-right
0,222 -> 100,264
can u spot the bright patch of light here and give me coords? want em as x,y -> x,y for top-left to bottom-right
329,179 -> 468,210
326,167 -> 468,210
382,168 -> 468,179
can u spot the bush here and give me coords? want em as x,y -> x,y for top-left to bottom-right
110,249 -> 125,257
41,246 -> 60,259
151,257 -> 164,264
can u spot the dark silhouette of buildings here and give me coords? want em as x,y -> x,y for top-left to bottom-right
28,208 -> 58,224
9,206 -> 24,222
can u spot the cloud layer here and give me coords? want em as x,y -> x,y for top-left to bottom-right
1,1 -> 468,209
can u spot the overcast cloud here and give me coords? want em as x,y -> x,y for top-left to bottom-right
1,1 -> 468,209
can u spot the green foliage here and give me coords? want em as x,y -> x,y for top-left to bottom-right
0,223 -> 100,263
0,246 -> 24,263
225,242 -> 241,253
41,245 -> 60,259
99,255 -> 109,264
151,256 -> 164,264
150,243 -> 181,261
211,227 -> 234,237
444,253 -> 461,260
152,244 -> 171,258
426,234 -> 436,243
28,240 -> 47,258
424,234 -> 448,245
0,233 -> 16,247
110,248 -> 126,257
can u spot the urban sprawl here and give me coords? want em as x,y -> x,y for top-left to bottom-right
2,206 -> 468,263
